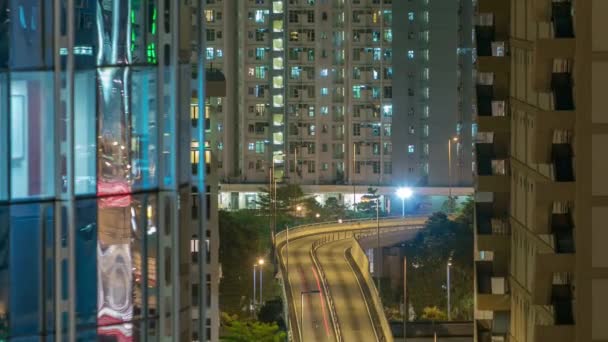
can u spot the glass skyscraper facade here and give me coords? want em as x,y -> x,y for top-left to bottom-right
0,0 -> 206,340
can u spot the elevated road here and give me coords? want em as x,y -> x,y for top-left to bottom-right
277,217 -> 428,342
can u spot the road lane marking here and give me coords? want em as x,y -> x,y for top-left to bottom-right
311,265 -> 332,338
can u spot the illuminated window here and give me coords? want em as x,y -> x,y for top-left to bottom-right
273,38 -> 283,51
255,141 -> 265,153
408,12 -> 414,21
353,85 -> 362,99
273,57 -> 283,70
273,76 -> 284,88
408,145 -> 415,153
321,88 -> 328,96
273,94 -> 284,107
273,1 -> 284,13
205,10 -> 214,22
248,143 -> 255,150
255,10 -> 268,23
206,47 -> 214,60
384,29 -> 392,42
382,104 -> 392,117
273,20 -> 283,32
320,69 -> 328,77
255,48 -> 266,60
191,104 -> 199,120
408,50 -> 414,59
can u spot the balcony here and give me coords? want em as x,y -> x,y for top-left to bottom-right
551,210 -> 575,254
475,25 -> 495,57
534,281 -> 575,341
535,325 -> 574,342
552,143 -> 574,182
476,143 -> 509,193
551,72 -> 574,110
530,111 -> 574,163
476,261 -> 510,311
533,40 -> 575,93
476,195 -> 511,250
476,41 -> 509,74
476,316 -> 510,342
534,0 -> 575,36
532,254 -> 575,305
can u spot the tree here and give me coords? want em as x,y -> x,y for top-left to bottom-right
400,205 -> 473,320
441,195 -> 458,214
357,187 -> 381,216
322,197 -> 347,220
219,210 -> 269,314
221,318 -> 286,342
420,306 -> 447,321
258,297 -> 286,331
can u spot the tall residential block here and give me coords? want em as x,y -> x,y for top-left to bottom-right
474,0 -> 607,341
204,0 -> 474,210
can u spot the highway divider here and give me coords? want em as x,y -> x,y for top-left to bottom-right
310,237 -> 346,342
345,238 -> 394,342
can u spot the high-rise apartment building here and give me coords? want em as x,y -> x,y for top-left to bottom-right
190,67 -> 226,342
474,0 -> 608,341
393,0 -> 474,188
205,0 -> 473,210
0,1 -> 209,341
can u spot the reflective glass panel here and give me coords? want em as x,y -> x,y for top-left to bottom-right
10,72 -> 55,200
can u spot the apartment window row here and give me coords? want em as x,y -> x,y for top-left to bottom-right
248,104 -> 268,116
352,85 -> 393,99
352,10 -> 392,25
352,29 -> 392,43
247,85 -> 269,98
206,29 -> 222,41
352,67 -> 393,80
248,29 -> 269,42
247,141 -> 267,153
354,161 -> 392,175
353,123 -> 390,137
352,48 -> 392,61
289,29 -> 315,42
204,10 -> 223,23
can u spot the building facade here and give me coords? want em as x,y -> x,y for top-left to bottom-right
204,0 -> 473,200
0,0 -> 209,341
474,0 -> 608,341
393,0 -> 474,188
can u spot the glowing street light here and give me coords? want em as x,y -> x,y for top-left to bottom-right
396,187 -> 413,217
315,213 -> 320,218
338,219 -> 343,224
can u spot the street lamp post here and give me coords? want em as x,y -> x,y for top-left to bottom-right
403,256 -> 407,341
448,137 -> 458,199
253,264 -> 257,307
447,259 -> 452,321
258,258 -> 265,305
396,187 -> 413,217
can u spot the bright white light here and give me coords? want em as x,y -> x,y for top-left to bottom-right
396,187 -> 413,199
338,219 -> 343,224
258,258 -> 265,265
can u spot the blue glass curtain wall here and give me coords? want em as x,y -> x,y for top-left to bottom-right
0,0 -> 198,340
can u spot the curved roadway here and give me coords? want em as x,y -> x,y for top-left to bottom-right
279,217 -> 427,342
